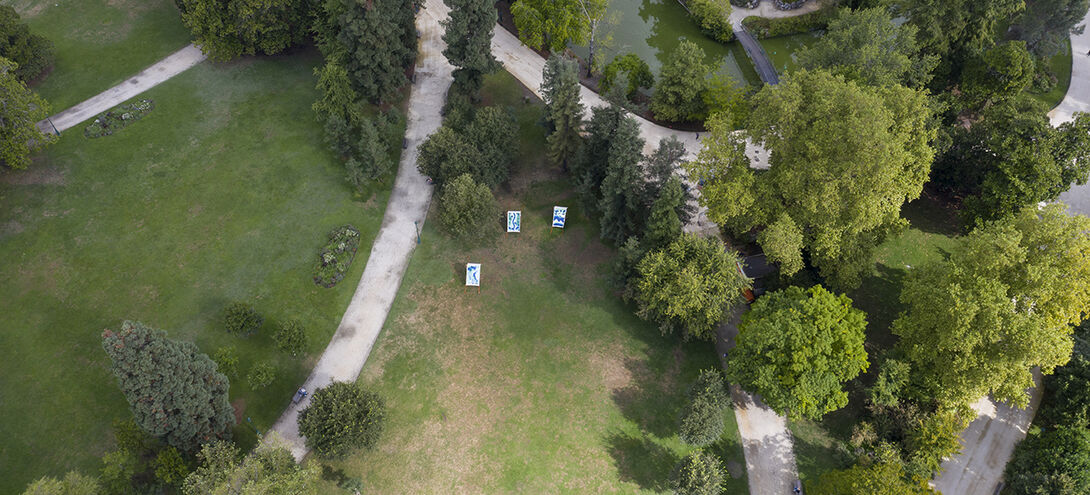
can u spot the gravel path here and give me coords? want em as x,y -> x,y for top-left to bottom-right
37,44 -> 207,133
267,0 -> 452,461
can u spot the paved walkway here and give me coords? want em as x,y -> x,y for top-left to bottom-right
267,0 -> 452,461
37,44 -> 207,133
1053,10 -> 1090,216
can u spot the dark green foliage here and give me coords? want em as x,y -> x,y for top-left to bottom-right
224,301 -> 263,336
1,57 -> 55,170
1005,427 -> 1090,495
275,320 -> 307,357
322,0 -> 415,103
960,41 -> 1036,105
83,99 -> 155,138
679,369 -> 730,446
811,453 -> 935,494
542,54 -> 584,167
0,5 -> 53,81
102,321 -> 234,453
689,0 -> 734,42
670,450 -> 727,495
345,119 -> 393,189
1040,350 -> 1090,429
178,0 -> 314,61
741,4 -> 838,38
438,173 -> 500,240
313,225 -> 361,288
1017,0 -> 1090,57
600,53 -> 655,98
441,0 -> 498,96
869,359 -> 911,408
99,449 -> 138,495
153,446 -> 189,486
212,346 -> 239,377
418,107 -> 517,188
644,177 -> 685,250
597,113 -> 647,245
573,104 -> 634,213
298,382 -> 387,459
651,41 -> 709,122
642,137 -> 693,221
611,236 -> 648,296
247,361 -> 277,390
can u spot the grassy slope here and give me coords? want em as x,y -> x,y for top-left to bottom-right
8,0 -> 193,110
315,71 -> 749,493
0,51 -> 397,492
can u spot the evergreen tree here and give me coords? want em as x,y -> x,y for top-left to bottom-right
1017,0 -> 1090,57
644,177 -> 685,249
542,54 -> 585,167
298,382 -> 386,458
442,0 -> 498,95
574,104 -> 630,212
670,450 -> 728,495
325,0 -> 416,103
597,114 -> 646,244
438,173 -> 500,240
651,41 -> 710,122
1,57 -> 54,170
101,321 -> 235,452
642,136 -> 693,222
0,6 -> 54,82
179,0 -> 314,61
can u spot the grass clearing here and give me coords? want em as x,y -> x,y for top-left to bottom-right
0,50 -> 399,492
1028,39 -> 1073,109
313,70 -> 748,493
9,0 -> 193,110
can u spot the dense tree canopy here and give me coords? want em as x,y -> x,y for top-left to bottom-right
688,70 -> 935,289
728,285 -> 869,420
796,7 -> 936,87
651,40 -> 709,122
22,472 -> 100,495
894,204 -> 1090,407
542,54 -> 585,167
896,0 -> 1025,74
1,57 -> 54,170
442,0 -> 498,93
1017,0 -> 1090,57
182,439 -> 321,495
417,106 -> 517,188
298,382 -> 386,458
670,450 -> 728,495
321,0 -> 415,103
102,321 -> 235,452
511,0 -> 606,52
573,103 -> 634,212
597,107 -> 646,244
678,369 -> 730,446
1005,427 -> 1090,495
812,456 -> 935,495
960,41 -> 1036,104
633,234 -> 750,341
179,0 -> 314,61
438,173 -> 499,240
600,53 -> 654,98
0,5 -> 53,81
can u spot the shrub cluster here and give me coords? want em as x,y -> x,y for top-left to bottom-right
298,382 -> 386,458
688,0 -> 735,42
224,301 -> 263,336
741,4 -> 837,39
679,369 -> 731,446
0,5 -> 54,81
313,225 -> 361,288
84,99 -> 155,138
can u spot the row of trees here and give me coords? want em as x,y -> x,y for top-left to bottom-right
1,7 -> 56,170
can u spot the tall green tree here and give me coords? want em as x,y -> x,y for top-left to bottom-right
0,5 -> 53,81
179,0 -> 314,61
796,7 -> 937,87
688,70 -> 935,289
633,234 -> 750,341
960,41 -> 1036,105
893,204 -> 1090,407
670,450 -> 728,495
511,0 -> 609,56
417,107 -> 516,188
651,40 -> 709,122
438,173 -> 500,240
644,177 -> 686,249
442,0 -> 498,94
597,112 -> 646,244
297,382 -> 386,458
728,285 -> 869,420
102,321 -> 235,452
182,439 -> 321,495
1017,0 -> 1090,57
323,0 -> 416,103
573,103 -> 631,211
1,57 -> 54,170
896,0 -> 1025,76
22,472 -> 100,495
600,53 -> 654,98
678,369 -> 730,447
542,54 -> 585,167
1005,427 -> 1090,495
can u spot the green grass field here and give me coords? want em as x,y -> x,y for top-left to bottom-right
0,50 -> 398,492
7,0 -> 193,110
313,71 -> 749,493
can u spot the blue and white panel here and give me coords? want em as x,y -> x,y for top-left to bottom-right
465,263 -> 481,287
552,206 -> 567,228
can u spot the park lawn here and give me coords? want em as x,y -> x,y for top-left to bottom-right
7,0 -> 193,110
313,70 -> 749,493
1027,39 -> 1073,109
0,50 -> 400,492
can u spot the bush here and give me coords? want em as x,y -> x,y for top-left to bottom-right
224,302 -> 262,336
274,319 -> 307,357
313,225 -> 361,288
1005,426 -> 1090,495
0,5 -> 54,81
84,99 -> 155,138
741,4 -> 837,39
298,382 -> 386,458
246,361 -> 277,390
212,346 -> 239,377
671,450 -> 728,495
679,369 -> 730,446
438,173 -> 500,240
600,53 -> 655,98
153,446 -> 188,486
689,0 -> 735,42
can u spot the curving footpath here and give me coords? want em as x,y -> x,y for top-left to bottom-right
267,0 -> 452,461
934,10 -> 1090,493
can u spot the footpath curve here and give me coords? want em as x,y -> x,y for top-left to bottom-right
935,9 -> 1090,493
267,0 -> 452,461
491,19 -> 797,495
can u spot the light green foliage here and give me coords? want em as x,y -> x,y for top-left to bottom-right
897,0 -> 1025,64
600,53 -> 654,98
178,0 -> 313,61
542,54 -> 585,167
298,382 -> 386,459
597,112 -> 646,245
1006,427 -> 1090,495
1018,0 -> 1090,57
670,450 -> 727,495
212,346 -> 239,377
894,204 -> 1090,407
905,407 -> 969,475
644,177 -> 685,250
438,173 -> 500,240
812,456 -> 935,494
703,70 -> 935,289
511,0 -> 604,52
756,214 -> 804,277
869,359 -> 911,408
634,234 -> 750,341
728,285 -> 869,420
651,40 -> 710,122
98,449 -> 137,495
322,0 -> 415,103
22,472 -> 100,495
689,0 -> 734,42
312,62 -> 362,129
1,57 -> 54,170
0,6 -> 54,81
796,7 -> 936,88
961,41 -> 1036,104
101,321 -> 234,452
182,439 -> 321,494
247,361 -> 277,390
274,320 -> 307,357
153,447 -> 188,486
679,369 -> 730,446
702,74 -> 748,126
442,0 -> 499,82
224,301 -> 263,337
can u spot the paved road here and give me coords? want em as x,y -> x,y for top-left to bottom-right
37,44 -> 207,133
1054,11 -> 1090,216
267,0 -> 452,461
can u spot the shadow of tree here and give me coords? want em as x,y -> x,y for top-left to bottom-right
612,356 -> 689,439
606,431 -> 681,492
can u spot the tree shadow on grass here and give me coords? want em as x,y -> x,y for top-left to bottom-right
606,431 -> 681,492
849,264 -> 908,354
612,356 -> 690,439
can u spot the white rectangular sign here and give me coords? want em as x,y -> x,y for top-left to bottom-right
465,263 -> 481,287
507,211 -> 521,233
552,206 -> 567,228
